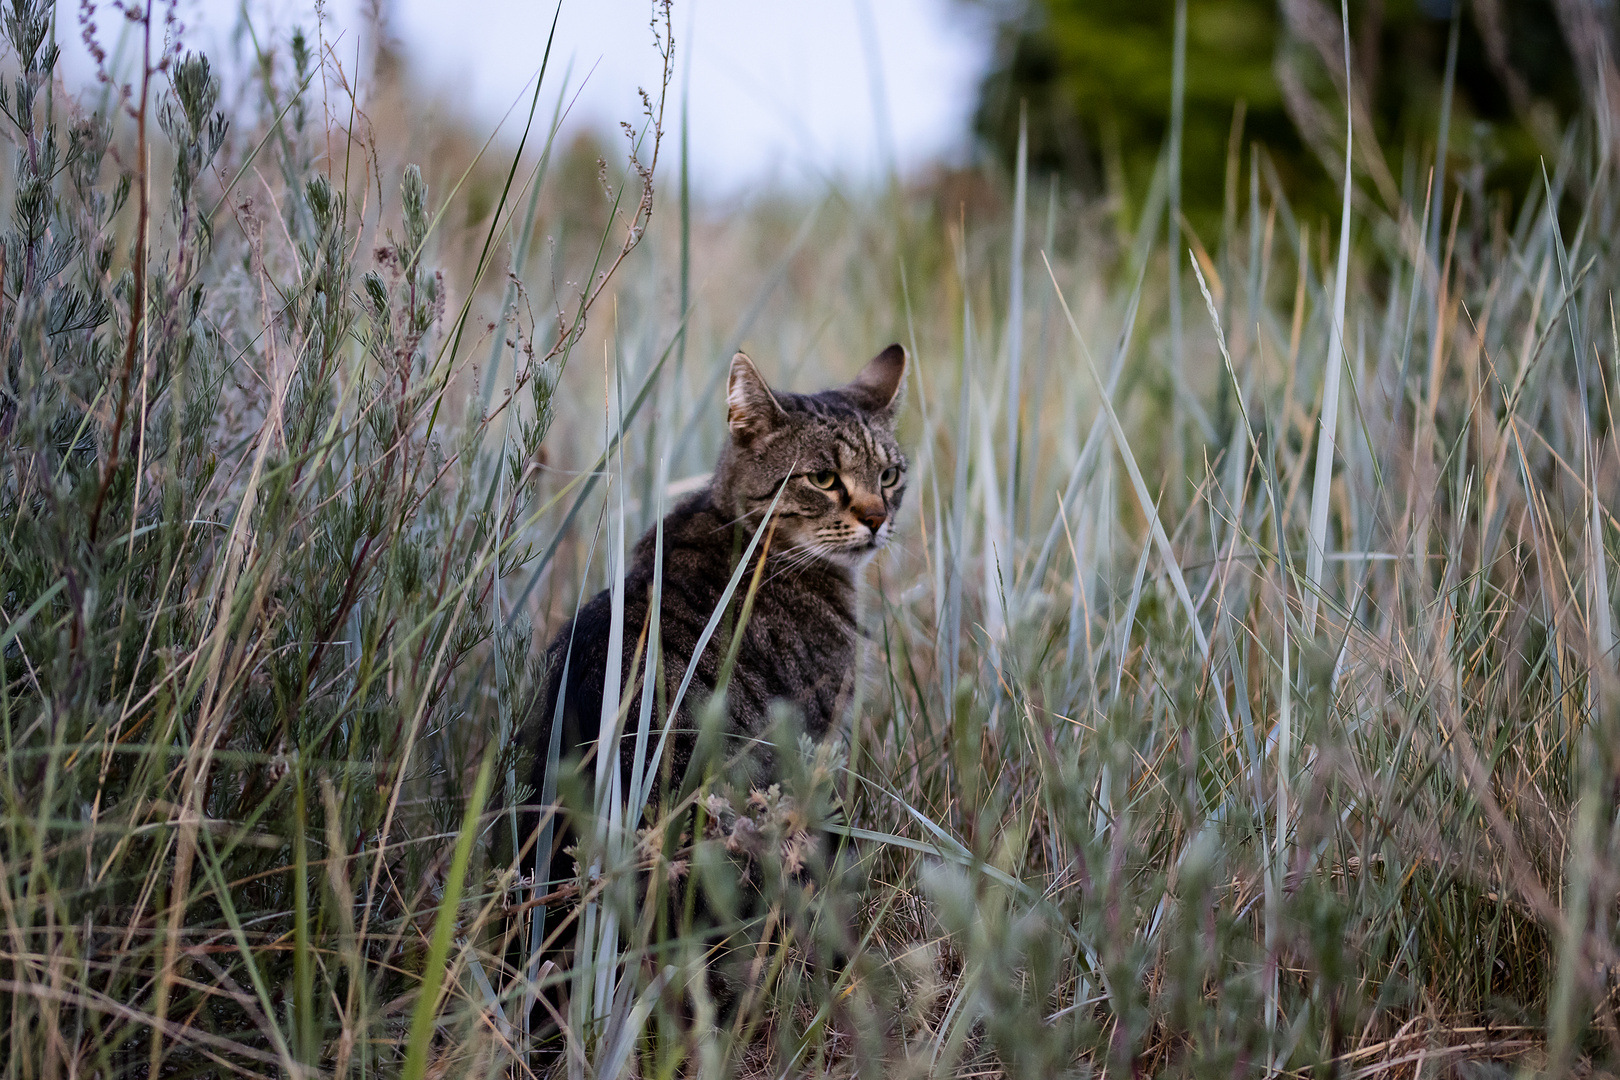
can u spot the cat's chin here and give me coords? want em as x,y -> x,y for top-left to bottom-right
779,539 -> 887,570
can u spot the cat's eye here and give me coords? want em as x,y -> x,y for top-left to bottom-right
880,466 -> 901,487
808,470 -> 840,490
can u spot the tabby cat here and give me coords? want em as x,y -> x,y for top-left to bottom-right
516,342 -> 908,907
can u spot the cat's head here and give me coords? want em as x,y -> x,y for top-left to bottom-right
712,344 -> 909,568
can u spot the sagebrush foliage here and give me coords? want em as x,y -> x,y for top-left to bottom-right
0,3 -> 566,1073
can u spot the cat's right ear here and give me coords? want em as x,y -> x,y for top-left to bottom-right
727,352 -> 785,447
845,343 -> 908,416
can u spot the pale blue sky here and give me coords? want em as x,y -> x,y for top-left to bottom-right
64,0 -> 991,196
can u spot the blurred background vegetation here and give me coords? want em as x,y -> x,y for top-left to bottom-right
970,0 -> 1585,227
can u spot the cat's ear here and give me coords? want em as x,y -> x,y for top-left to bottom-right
727,352 -> 785,446
845,343 -> 908,416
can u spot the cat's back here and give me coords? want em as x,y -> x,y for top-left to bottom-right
529,492 -> 715,768
529,488 -> 858,791
528,492 -> 746,782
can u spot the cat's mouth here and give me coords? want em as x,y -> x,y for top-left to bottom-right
844,532 -> 888,556
792,527 -> 889,567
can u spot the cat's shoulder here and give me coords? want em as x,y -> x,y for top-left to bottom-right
632,488 -> 730,556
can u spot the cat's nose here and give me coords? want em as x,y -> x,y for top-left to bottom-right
854,506 -> 887,532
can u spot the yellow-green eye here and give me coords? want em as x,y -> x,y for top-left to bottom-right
808,470 -> 839,490
880,466 -> 901,487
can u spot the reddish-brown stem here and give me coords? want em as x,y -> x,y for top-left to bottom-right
87,4 -> 153,545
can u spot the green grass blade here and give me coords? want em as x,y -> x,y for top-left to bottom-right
401,754 -> 495,1080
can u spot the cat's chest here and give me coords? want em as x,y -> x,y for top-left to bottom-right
735,574 -> 858,729
654,529 -> 860,725
753,573 -> 855,648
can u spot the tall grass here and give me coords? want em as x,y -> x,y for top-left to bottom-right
7,0 -> 1620,1076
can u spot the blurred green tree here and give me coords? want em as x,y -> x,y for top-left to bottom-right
971,0 -> 1584,226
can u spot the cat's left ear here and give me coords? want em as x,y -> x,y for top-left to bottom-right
728,352 -> 786,447
845,343 -> 908,417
